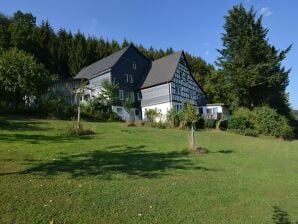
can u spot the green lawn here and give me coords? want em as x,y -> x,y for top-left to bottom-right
0,117 -> 298,224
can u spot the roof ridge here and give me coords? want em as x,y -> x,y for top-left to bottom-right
152,51 -> 183,63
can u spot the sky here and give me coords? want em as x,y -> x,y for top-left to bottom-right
1,0 -> 297,109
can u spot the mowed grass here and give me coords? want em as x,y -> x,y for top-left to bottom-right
0,117 -> 298,224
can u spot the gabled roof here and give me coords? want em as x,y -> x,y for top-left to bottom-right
141,51 -> 183,89
75,45 -> 131,79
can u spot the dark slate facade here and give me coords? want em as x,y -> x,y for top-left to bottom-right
111,45 -> 151,108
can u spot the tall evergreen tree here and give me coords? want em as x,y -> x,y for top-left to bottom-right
217,4 -> 291,115
8,11 -> 36,54
68,31 -> 87,76
56,29 -> 72,79
33,20 -> 56,74
0,13 -> 11,49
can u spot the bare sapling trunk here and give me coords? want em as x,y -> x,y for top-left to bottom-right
191,125 -> 196,150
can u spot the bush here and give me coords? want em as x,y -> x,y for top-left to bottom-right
218,119 -> 228,130
152,122 -> 166,129
230,128 -> 259,137
253,106 -> 294,139
38,92 -> 75,119
68,122 -> 95,136
196,116 -> 205,129
205,119 -> 216,129
125,121 -> 136,127
228,107 -> 254,130
166,108 -> 180,127
228,106 -> 294,139
145,108 -> 160,123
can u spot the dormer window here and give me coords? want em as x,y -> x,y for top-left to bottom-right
132,62 -> 137,70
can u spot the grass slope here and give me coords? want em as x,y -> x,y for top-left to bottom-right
0,117 -> 298,224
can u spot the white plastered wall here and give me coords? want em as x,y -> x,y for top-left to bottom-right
142,102 -> 172,122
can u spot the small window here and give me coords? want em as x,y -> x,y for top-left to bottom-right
135,109 -> 139,116
119,90 -> 124,100
125,74 -> 129,82
117,107 -> 123,114
130,92 -> 135,102
199,107 -> 203,114
130,75 -> 133,83
137,92 -> 142,100
132,62 -> 137,70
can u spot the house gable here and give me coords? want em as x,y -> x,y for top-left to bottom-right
170,54 -> 206,107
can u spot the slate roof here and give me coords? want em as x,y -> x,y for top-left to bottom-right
141,51 -> 182,89
75,45 -> 131,79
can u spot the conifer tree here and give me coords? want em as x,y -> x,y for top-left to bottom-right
68,31 -> 87,76
217,4 -> 291,115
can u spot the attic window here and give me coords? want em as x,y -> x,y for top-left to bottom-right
132,62 -> 137,70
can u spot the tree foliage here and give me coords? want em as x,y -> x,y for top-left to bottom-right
216,4 -> 292,116
0,10 -> 214,87
0,48 -> 50,108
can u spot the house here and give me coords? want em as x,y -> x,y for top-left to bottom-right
55,44 -> 207,121
199,103 -> 229,120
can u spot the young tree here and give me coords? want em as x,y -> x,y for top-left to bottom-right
217,4 -> 292,116
99,79 -> 119,117
71,80 -> 88,125
123,92 -> 135,122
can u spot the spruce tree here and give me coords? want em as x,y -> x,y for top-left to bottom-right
68,31 -> 87,76
217,4 -> 291,115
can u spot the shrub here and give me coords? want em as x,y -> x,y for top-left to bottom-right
125,121 -> 136,127
205,119 -> 217,129
68,122 -> 95,136
229,128 -> 259,137
135,120 -> 145,126
253,106 -> 294,139
38,92 -> 75,119
152,122 -> 166,129
196,116 -> 205,129
145,108 -> 160,123
218,119 -> 228,130
228,106 -> 294,139
166,108 -> 180,127
228,107 -> 254,130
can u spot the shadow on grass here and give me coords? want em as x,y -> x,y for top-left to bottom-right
1,145 -> 217,179
272,206 -> 298,224
0,133 -> 93,144
0,118 -> 49,132
217,150 -> 235,154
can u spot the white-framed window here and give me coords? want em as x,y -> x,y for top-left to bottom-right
125,74 -> 129,82
132,62 -> 137,70
137,92 -> 142,100
130,75 -> 133,83
119,89 -> 124,100
125,74 -> 133,83
130,92 -> 135,102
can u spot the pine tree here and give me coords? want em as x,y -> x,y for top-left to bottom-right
56,29 -> 72,79
217,4 -> 291,115
68,31 -> 87,76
